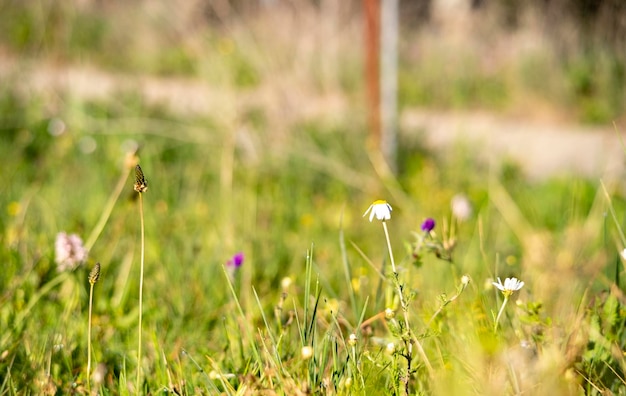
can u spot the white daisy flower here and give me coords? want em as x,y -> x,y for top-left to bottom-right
492,277 -> 524,297
363,200 -> 392,222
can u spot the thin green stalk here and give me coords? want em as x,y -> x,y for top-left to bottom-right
601,180 -> 626,247
87,288 -> 94,390
85,164 -> 132,251
133,164 -> 148,393
427,277 -> 469,326
222,265 -> 262,368
381,221 -> 398,274
87,263 -> 101,392
339,212 -> 358,322
181,350 -> 224,394
9,272 -> 69,333
381,221 -> 434,382
494,296 -> 509,333
136,192 -> 145,392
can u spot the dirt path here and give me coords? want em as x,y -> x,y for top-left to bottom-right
402,109 -> 624,182
4,59 -> 624,182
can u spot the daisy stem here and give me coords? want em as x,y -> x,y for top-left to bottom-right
494,296 -> 509,333
382,221 -> 397,274
136,192 -> 145,392
381,221 -> 434,380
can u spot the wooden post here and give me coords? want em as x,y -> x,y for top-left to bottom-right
364,0 -> 398,175
363,0 -> 381,152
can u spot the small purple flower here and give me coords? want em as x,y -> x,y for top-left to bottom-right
420,218 -> 436,232
227,252 -> 244,268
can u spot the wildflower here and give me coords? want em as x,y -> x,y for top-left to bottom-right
226,252 -> 244,280
348,333 -> 358,346
621,248 -> 626,260
55,232 -> 88,272
385,308 -> 395,319
7,201 -> 20,217
209,370 -> 235,380
461,275 -> 470,286
281,276 -> 292,291
226,252 -> 244,269
92,363 -> 107,386
420,218 -> 436,232
386,342 -> 395,354
363,200 -> 392,222
492,277 -> 524,298
492,277 -> 524,333
351,277 -> 361,293
451,194 -> 472,221
301,346 -> 314,360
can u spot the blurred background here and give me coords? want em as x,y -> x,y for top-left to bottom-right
2,1 -> 626,392
1,0 -> 625,179
2,0 -> 626,317
2,0 -> 626,294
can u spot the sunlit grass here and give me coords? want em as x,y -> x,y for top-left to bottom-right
0,3 -> 625,386
0,83 -> 624,394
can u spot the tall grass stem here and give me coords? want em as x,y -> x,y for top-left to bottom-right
87,263 -> 101,392
136,192 -> 145,392
87,282 -> 95,391
85,166 -> 131,251
339,212 -> 358,320
222,265 -> 262,368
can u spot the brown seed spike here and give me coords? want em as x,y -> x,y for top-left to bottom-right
134,164 -> 148,193
89,262 -> 101,285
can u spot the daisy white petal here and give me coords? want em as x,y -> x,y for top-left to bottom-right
492,276 -> 524,297
363,200 -> 392,222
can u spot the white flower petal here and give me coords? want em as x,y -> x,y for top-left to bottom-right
364,200 -> 392,222
363,204 -> 374,222
492,277 -> 505,291
493,276 -> 524,294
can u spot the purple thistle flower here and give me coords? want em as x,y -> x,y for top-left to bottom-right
420,218 -> 436,232
227,252 -> 244,268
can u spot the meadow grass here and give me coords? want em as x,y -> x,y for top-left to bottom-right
0,3 -> 625,393
0,86 -> 625,395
